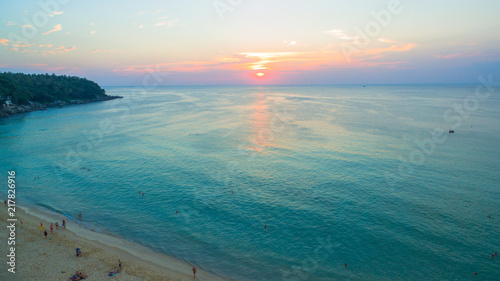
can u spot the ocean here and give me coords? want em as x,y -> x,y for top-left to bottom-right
1,85 -> 499,280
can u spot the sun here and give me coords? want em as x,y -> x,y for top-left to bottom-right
256,72 -> 265,77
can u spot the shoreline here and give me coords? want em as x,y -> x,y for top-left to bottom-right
0,204 -> 225,281
0,96 -> 123,119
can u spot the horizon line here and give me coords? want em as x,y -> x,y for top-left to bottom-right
101,82 -> 478,87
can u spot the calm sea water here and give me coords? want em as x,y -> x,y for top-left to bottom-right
1,85 -> 499,280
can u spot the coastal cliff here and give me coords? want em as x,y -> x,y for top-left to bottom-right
0,72 -> 121,118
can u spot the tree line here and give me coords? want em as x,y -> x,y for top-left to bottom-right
0,72 -> 108,105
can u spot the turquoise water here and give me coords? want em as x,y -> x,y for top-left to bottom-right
1,85 -> 499,280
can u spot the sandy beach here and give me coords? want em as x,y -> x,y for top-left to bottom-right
0,205 -> 225,281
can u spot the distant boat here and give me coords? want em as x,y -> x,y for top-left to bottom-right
449,130 -> 455,133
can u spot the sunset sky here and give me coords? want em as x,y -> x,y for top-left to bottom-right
1,0 -> 499,85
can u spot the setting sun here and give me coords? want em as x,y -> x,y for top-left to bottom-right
256,73 -> 265,77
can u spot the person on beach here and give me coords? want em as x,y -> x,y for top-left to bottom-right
62,219 -> 66,228
79,212 -> 82,220
50,223 -> 54,233
40,222 -> 43,230
55,222 -> 59,229
44,230 -> 48,239
192,267 -> 196,278
108,267 -> 121,276
3,199 -> 6,206
70,271 -> 88,280
118,259 -> 122,269
76,248 -> 82,257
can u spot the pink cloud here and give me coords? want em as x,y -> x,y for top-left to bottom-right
0,38 -> 9,46
433,52 -> 482,59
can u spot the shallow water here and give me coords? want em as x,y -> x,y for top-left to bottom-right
1,85 -> 499,280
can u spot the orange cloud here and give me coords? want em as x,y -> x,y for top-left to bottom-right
13,43 -> 32,48
378,38 -> 398,44
63,46 -> 76,52
43,46 -> 76,55
91,49 -> 116,53
0,38 -> 9,46
364,43 -> 418,56
42,24 -> 62,35
324,29 -> 358,40
112,41 -> 418,76
155,19 -> 179,28
240,52 -> 309,70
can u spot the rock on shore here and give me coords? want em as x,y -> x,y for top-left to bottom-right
0,96 -> 122,119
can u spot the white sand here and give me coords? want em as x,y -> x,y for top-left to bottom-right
0,205 -> 226,281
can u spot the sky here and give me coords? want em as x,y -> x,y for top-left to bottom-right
0,0 -> 499,86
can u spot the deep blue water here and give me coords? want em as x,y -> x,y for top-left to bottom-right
1,85 -> 499,280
